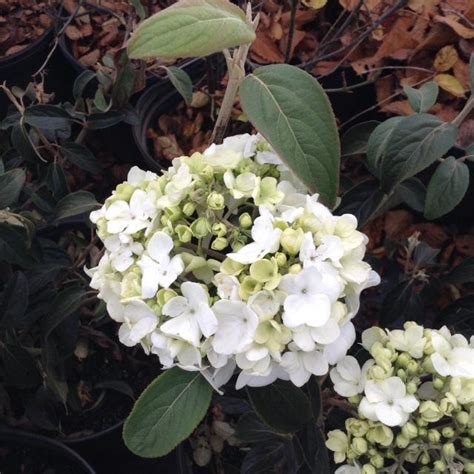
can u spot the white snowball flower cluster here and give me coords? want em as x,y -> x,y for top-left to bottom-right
86,133 -> 379,390
327,322 -> 474,474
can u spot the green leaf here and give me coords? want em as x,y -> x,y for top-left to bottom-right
11,124 -> 37,163
0,168 -> 25,207
247,380 -> 312,433
163,66 -> 193,105
445,257 -> 474,285
403,82 -> 439,113
73,70 -> 96,100
62,142 -> 101,174
366,117 -> 403,178
128,0 -> 256,60
86,111 -> 125,129
55,191 -> 99,220
241,441 -> 289,474
0,271 -> 29,329
130,0 -> 146,21
394,177 -> 426,213
46,163 -> 69,199
2,344 -> 41,389
341,121 -> 379,158
234,412 -> 284,443
24,105 -> 72,130
424,157 -> 469,219
123,367 -> 212,458
380,114 -> 458,192
0,223 -> 32,266
240,64 -> 340,207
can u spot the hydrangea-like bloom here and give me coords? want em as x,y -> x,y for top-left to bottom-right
327,322 -> 474,474
86,134 -> 379,389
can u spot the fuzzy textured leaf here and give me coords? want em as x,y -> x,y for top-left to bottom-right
123,368 -> 212,457
240,64 -> 340,207
55,191 -> 99,220
341,121 -> 379,158
163,66 -> 193,105
424,157 -> 469,219
403,82 -> 439,113
128,0 -> 256,60
0,168 -> 25,208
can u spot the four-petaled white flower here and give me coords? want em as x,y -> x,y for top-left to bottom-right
300,232 -> 344,269
227,211 -> 282,264
389,324 -> 426,359
104,234 -> 143,272
279,266 -> 342,328
117,300 -> 158,347
137,232 -> 184,298
214,273 -> 241,300
330,356 -> 374,397
358,376 -> 419,427
212,300 -> 259,355
161,282 -> 218,347
105,189 -> 157,235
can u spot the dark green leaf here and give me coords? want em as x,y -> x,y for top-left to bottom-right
55,191 -> 99,220
94,88 -> 109,112
73,70 -> 96,100
62,142 -> 101,173
424,157 -> 469,219
2,344 -> 41,389
46,163 -> 69,199
130,0 -> 146,20
241,441 -> 290,474
306,376 -> 322,421
435,295 -> 474,333
163,66 -> 193,105
0,110 -> 21,130
123,367 -> 212,458
86,111 -> 124,129
24,105 -> 72,130
444,257 -> 474,285
95,380 -> 135,399
0,271 -> 29,329
112,52 -> 137,108
240,64 -> 340,207
128,0 -> 256,60
380,280 -> 423,326
403,82 -> 439,113
0,223 -> 32,266
11,124 -> 37,163
234,412 -> 284,443
247,380 -> 312,433
366,117 -> 403,178
380,114 -> 458,192
341,121 -> 379,158
0,168 -> 25,207
394,177 -> 426,213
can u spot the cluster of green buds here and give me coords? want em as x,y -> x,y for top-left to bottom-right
326,322 -> 474,473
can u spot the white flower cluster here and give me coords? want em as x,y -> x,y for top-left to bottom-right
86,134 -> 378,390
327,322 -> 474,474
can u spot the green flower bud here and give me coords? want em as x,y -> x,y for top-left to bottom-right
288,263 -> 302,274
463,438 -> 472,449
427,429 -> 440,443
345,418 -> 369,437
456,410 -> 469,426
175,224 -> 193,243
406,381 -> 418,394
370,454 -> 384,469
253,176 -> 284,207
211,222 -> 227,237
366,424 -> 393,447
182,202 -> 196,217
441,427 -> 455,439
439,393 -> 457,416
160,214 -> 170,226
157,288 -> 177,307
361,465 -> 376,474
114,183 -> 135,201
465,463 -> 474,474
397,353 -> 412,368
418,427 -> 427,437
368,361 -> 393,380
164,206 -> 182,222
401,422 -> 418,440
207,192 -> 225,210
371,342 -> 392,361
406,360 -> 418,375
419,401 -> 443,423
199,164 -> 214,181
442,442 -> 455,461
419,453 -> 430,465
274,252 -> 287,267
280,227 -> 305,256
422,357 -> 435,374
120,272 -> 142,301
239,213 -> 252,229
211,237 -> 228,251
348,394 -> 362,405
397,368 -> 407,381
433,377 -> 445,390
351,437 -> 368,456
395,434 -> 410,449
220,258 -> 244,276
433,460 -> 446,472
191,217 -> 211,238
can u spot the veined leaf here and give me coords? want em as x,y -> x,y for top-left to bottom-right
403,82 -> 439,113
240,64 -> 340,207
0,168 -> 25,208
55,191 -> 99,220
128,0 -> 256,60
341,121 -> 379,158
163,66 -> 193,105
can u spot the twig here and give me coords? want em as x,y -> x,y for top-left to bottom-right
452,96 -> 474,127
284,0 -> 298,63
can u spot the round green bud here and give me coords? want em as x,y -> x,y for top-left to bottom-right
114,183 -> 135,201
402,422 -> 418,440
345,418 -> 369,437
370,455 -> 384,469
463,438 -> 472,449
406,360 -> 418,375
419,453 -> 430,465
417,427 -> 427,437
419,401 -> 443,423
361,465 -> 376,474
164,206 -> 182,222
239,213 -> 252,229
191,217 -> 211,238
406,381 -> 418,394
433,460 -> 446,472
160,214 -> 169,226
418,468 -> 430,474
280,227 -> 305,256
395,434 -> 410,449
440,393 -> 458,416
249,259 -> 278,283
433,377 -> 444,390
465,463 -> 474,474
274,252 -> 287,267
207,192 -> 225,210
397,353 -> 411,368
351,437 -> 368,456
182,202 -> 196,217
211,222 -> 227,237
348,394 -> 362,405
422,357 -> 435,374
442,442 -> 455,460
211,237 -> 228,251
441,427 -> 455,439
175,224 -> 193,243
288,263 -> 302,274
427,429 -> 440,443
397,368 -> 407,381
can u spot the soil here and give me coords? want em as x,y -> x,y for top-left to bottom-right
0,0 -> 56,58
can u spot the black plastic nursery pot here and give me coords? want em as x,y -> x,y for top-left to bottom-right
0,426 -> 95,474
0,27 -> 55,119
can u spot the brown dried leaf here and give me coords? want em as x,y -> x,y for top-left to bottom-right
455,235 -> 474,256
434,15 -> 474,39
65,25 -> 82,41
453,59 -> 470,91
381,100 -> 415,116
250,31 -> 285,64
79,48 -> 100,67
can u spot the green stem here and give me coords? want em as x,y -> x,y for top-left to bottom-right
452,95 -> 474,127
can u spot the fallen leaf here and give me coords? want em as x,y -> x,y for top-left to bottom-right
408,0 -> 440,13
453,59 -> 470,90
434,73 -> 466,97
434,15 -> 474,39
79,49 -> 100,67
339,0 -> 360,10
433,45 -> 459,72
250,31 -> 285,64
455,235 -> 474,256
381,100 -> 415,116
302,0 -> 327,9
384,210 -> 414,240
